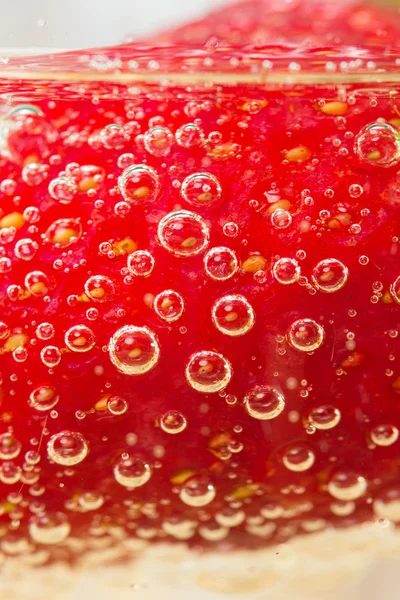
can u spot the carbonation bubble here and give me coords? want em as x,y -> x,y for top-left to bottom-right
308,405 -> 341,430
354,123 -> 400,167
47,431 -> 89,466
160,410 -> 187,434
144,126 -> 173,157
181,172 -> 222,207
312,258 -> 349,293
127,250 -> 155,277
29,385 -> 59,412
100,124 -> 128,149
107,396 -> 128,416
223,221 -> 239,237
35,322 -> 54,340
0,322 -> 10,339
349,184 -> 363,199
162,518 -> 196,540
29,512 -> 71,545
287,318 -> 325,352
109,325 -> 160,375
84,275 -> 115,302
215,508 -> 245,528
22,162 -> 48,186
48,177 -> 77,204
330,501 -> 355,517
282,445 -> 315,472
40,346 -> 61,368
273,257 -> 300,285
204,246 -> 238,281
373,485 -> 400,522
271,208 -> 292,229
185,351 -> 232,393
78,492 -> 104,511
244,385 -> 285,420
118,164 -> 160,204
44,218 -> 82,247
14,238 -> 38,261
158,210 -> 210,257
370,424 -> 399,447
0,433 -> 21,460
0,462 -> 21,484
65,325 -> 95,353
390,275 -> 400,304
154,289 -> 185,322
179,475 -> 216,507
211,294 -> 255,337
328,471 -> 367,500
176,123 -> 205,148
199,524 -> 229,542
114,456 -> 152,488
25,271 -> 49,296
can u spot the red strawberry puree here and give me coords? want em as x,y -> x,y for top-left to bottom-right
0,0 -> 399,577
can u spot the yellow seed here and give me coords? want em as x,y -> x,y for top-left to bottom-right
285,146 -> 311,162
320,269 -> 335,282
78,293 -> 90,303
266,199 -> 292,214
389,118 -> 400,128
132,186 -> 150,199
197,192 -> 213,203
52,227 -> 79,244
382,290 -> 393,304
37,387 -> 55,402
208,142 -> 238,159
128,348 -> 142,359
366,150 -> 381,161
3,333 -> 29,352
72,336 -> 87,347
161,298 -> 173,309
209,432 -> 231,449
225,311 -> 238,322
181,237 -> 197,248
113,238 -> 138,256
30,281 -> 48,295
320,101 -> 348,116
327,213 -> 351,230
77,177 -> 98,193
231,484 -> 259,500
198,362 -> 213,375
242,255 -> 266,273
95,395 -> 110,412
0,212 -> 25,230
22,154 -> 39,166
170,469 -> 197,485
90,287 -> 105,299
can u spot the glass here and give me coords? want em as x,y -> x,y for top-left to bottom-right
0,1 -> 400,599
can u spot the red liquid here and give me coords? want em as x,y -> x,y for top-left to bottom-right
0,0 -> 399,564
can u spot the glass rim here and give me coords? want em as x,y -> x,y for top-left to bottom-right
0,43 -> 400,85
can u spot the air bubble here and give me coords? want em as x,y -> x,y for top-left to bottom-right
215,508 -> 245,528
160,410 -> 187,434
176,123 -> 205,148
371,424 -> 399,447
144,126 -> 173,156
40,346 -> 61,368
204,246 -> 238,281
373,485 -> 400,522
179,475 -> 216,507
154,289 -> 184,322
0,433 -> 21,460
29,512 -> 71,545
107,396 -> 128,415
78,492 -> 104,511
114,456 -> 152,488
84,275 -> 115,302
312,258 -> 349,292
244,385 -> 285,420
181,172 -> 222,207
14,238 -> 38,261
390,275 -> 400,304
0,322 -> 10,339
118,164 -> 160,205
348,184 -> 363,198
127,250 -> 155,276
185,351 -> 232,393
0,462 -> 21,485
47,431 -> 89,466
354,123 -> 400,167
48,177 -> 77,204
273,257 -> 300,285
308,405 -> 341,430
328,471 -> 367,500
211,294 -> 255,337
44,218 -> 82,248
282,445 -> 315,472
65,325 -> 95,353
100,124 -> 128,150
223,221 -> 239,237
36,322 -> 54,340
287,318 -> 325,352
25,271 -> 49,296
22,162 -> 48,186
271,208 -> 292,229
109,325 -> 160,375
29,385 -> 59,411
158,210 -> 209,257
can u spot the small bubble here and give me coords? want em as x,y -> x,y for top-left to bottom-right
29,512 -> 71,545
273,257 -> 300,285
78,492 -> 104,511
390,275 -> 400,304
109,325 -> 160,375
204,246 -> 238,281
127,250 -> 155,276
84,275 -> 115,302
359,255 -> 369,266
114,456 -> 152,488
185,351 -> 232,393
179,475 -> 216,507
22,162 -> 48,186
48,177 -> 77,204
287,318 -> 325,352
328,471 -> 367,500
45,218 -> 82,248
35,322 -> 54,340
118,164 -> 160,205
373,485 -> 400,522
282,445 -> 315,472
312,258 -> 349,293
244,385 -> 285,420
14,238 -> 39,261
308,405 -> 341,430
154,289 -> 185,322
371,424 -> 399,447
25,271 -> 49,296
65,325 -> 95,353
223,221 -> 239,237
144,126 -> 173,157
181,172 -> 222,207
176,123 -> 205,148
158,210 -> 209,257
100,124 -> 128,150
40,345 -> 61,368
114,201 -> 130,217
47,431 -> 89,466
160,410 -> 187,434
349,184 -> 363,198
271,208 -> 292,229
0,433 -> 21,460
354,123 -> 400,167
107,396 -> 128,416
211,294 -> 255,337
28,385 -> 59,412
